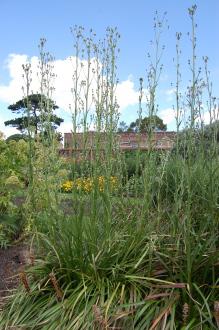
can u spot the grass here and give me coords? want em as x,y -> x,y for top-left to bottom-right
1,153 -> 219,328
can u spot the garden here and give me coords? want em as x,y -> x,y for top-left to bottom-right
0,5 -> 219,329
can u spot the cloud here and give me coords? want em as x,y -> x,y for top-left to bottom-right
116,80 -> 140,109
0,53 -> 140,113
0,113 -> 18,137
159,107 -> 175,125
0,54 -> 39,104
198,109 -> 219,125
57,121 -> 73,136
164,88 -> 175,102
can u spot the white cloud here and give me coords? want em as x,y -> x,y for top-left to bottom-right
0,113 -> 18,137
0,53 -> 144,136
0,53 -> 140,113
159,107 -> 219,130
116,80 -> 140,109
159,107 -> 175,125
0,54 -> 39,104
2,126 -> 18,137
198,109 -> 219,125
57,121 -> 73,135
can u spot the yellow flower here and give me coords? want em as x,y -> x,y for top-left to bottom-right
61,176 -> 118,194
61,180 -> 74,192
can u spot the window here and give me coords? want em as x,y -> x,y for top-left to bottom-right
120,141 -> 130,145
131,143 -> 138,148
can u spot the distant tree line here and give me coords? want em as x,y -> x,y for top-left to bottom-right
117,115 -> 167,133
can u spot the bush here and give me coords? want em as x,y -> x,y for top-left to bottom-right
0,189 -> 24,248
6,133 -> 30,143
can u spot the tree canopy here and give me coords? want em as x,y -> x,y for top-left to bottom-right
4,94 -> 63,136
171,120 -> 219,159
6,134 -> 30,143
128,115 -> 167,132
120,115 -> 167,133
117,121 -> 129,133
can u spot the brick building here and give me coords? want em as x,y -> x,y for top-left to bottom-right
59,131 -> 176,159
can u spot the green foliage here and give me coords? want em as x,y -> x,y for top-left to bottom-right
0,187 -> 24,248
0,137 -> 27,247
203,120 -> 219,142
121,151 -> 151,178
172,121 -> 219,159
4,93 -> 63,135
0,213 -> 23,248
1,185 -> 219,328
0,139 -> 29,183
117,120 -> 128,132
6,133 -> 30,142
128,115 -> 167,133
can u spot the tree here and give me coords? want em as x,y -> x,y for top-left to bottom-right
128,115 -> 167,133
171,120 -> 219,159
117,121 -> 128,133
6,133 -> 30,143
203,120 -> 219,143
4,94 -> 63,136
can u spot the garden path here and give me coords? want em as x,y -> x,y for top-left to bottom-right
0,244 -> 29,308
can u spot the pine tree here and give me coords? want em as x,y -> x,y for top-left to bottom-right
4,93 -> 63,136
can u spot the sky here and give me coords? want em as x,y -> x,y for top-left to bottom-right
0,0 -> 219,137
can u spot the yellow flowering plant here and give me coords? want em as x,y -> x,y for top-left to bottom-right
61,176 -> 118,193
61,180 -> 74,193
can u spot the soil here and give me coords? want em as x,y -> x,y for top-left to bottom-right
0,244 -> 30,309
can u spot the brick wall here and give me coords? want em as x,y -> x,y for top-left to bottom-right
64,131 -> 176,151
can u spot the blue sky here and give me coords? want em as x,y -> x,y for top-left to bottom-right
0,0 -> 218,137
